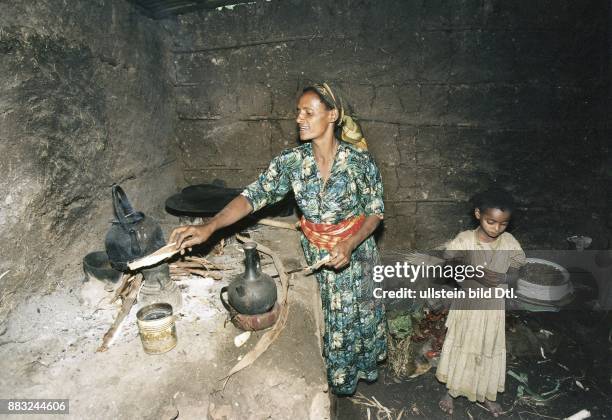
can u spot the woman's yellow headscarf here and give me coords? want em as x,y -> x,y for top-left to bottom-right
311,82 -> 368,151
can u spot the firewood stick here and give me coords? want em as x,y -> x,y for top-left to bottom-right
178,268 -> 222,280
111,273 -> 134,303
97,275 -> 143,352
170,267 -> 204,273
169,268 -> 192,276
171,261 -> 227,270
127,242 -> 179,270
285,257 -> 331,274
170,262 -> 209,269
170,267 -> 222,280
307,257 -> 331,272
184,255 -> 221,264
184,257 -> 228,270
256,218 -> 300,231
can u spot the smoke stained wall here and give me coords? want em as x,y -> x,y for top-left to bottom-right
0,0 -> 179,307
168,0 -> 610,250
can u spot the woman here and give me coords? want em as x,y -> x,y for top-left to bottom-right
170,83 -> 387,395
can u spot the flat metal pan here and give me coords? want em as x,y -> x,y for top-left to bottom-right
165,184 -> 242,216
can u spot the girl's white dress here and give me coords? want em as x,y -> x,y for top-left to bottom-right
436,229 -> 526,402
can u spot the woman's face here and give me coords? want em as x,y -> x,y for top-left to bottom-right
295,91 -> 337,142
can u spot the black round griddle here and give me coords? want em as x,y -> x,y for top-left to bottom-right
165,184 -> 243,217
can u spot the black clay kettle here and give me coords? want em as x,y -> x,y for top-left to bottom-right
222,242 -> 277,315
105,185 -> 165,271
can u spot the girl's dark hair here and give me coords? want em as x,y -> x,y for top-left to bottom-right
302,86 -> 335,110
473,188 -> 516,213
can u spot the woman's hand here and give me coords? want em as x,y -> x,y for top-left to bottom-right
169,223 -> 215,254
327,239 -> 355,270
324,215 -> 381,270
168,195 -> 254,255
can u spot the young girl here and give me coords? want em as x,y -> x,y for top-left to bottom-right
436,188 -> 526,416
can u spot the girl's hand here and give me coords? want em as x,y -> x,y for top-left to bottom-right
170,224 -> 215,254
477,268 -> 506,287
327,240 -> 355,270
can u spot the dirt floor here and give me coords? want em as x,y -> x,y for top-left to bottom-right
335,253 -> 612,420
3,217 -> 611,420
335,311 -> 612,419
0,220 -> 330,419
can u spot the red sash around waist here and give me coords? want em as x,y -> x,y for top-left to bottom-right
299,214 -> 365,251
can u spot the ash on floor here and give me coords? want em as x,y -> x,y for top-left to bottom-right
0,223 -> 329,419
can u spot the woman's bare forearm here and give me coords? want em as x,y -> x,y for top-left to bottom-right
346,215 -> 381,250
208,195 -> 253,231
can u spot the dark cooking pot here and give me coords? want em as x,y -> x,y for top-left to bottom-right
83,251 -> 122,283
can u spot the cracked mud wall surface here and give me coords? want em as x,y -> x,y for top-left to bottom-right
0,0 -> 179,312
168,0 -> 611,250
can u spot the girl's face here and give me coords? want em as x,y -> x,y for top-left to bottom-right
475,207 -> 512,241
295,91 -> 337,142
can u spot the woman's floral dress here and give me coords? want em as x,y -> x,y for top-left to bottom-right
241,141 -> 387,395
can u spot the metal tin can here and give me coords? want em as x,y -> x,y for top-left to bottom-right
136,303 -> 177,354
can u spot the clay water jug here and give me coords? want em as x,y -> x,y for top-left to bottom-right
225,242 -> 277,315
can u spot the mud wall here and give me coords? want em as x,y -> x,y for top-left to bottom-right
0,0 -> 179,306
168,0 -> 610,250
607,0 -> 612,248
